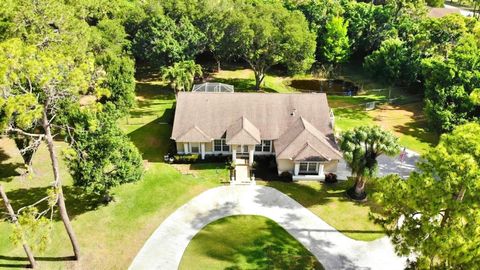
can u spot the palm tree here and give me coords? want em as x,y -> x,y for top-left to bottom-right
339,125 -> 400,201
161,60 -> 203,98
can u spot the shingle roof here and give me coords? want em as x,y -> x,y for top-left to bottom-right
171,92 -> 341,160
292,143 -> 329,162
275,117 -> 342,161
175,126 -> 212,142
226,116 -> 261,145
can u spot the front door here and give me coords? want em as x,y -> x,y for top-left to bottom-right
237,145 -> 248,154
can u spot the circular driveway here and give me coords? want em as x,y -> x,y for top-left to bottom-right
129,186 -> 406,270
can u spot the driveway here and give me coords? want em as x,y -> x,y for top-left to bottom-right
129,186 -> 406,270
337,148 -> 419,180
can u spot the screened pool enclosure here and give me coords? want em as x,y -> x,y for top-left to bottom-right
191,82 -> 234,93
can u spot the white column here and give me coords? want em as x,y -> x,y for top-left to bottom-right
248,145 -> 254,166
294,163 -> 300,176
184,143 -> 189,154
232,145 -> 237,161
200,143 -> 205,160
318,163 -> 324,176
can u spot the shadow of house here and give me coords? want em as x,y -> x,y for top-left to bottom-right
128,118 -> 173,163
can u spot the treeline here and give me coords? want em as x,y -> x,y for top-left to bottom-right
92,0 -> 477,134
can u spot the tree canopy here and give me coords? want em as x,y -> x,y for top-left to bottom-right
373,123 -> 480,269
339,125 -> 400,200
223,1 -> 316,89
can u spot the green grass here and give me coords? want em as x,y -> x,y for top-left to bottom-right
211,68 -> 296,93
0,75 -> 227,269
179,215 -> 323,270
211,66 -> 437,153
259,180 -> 385,241
0,64 -> 438,268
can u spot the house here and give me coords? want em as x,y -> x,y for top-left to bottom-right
428,7 -> 461,18
171,92 -> 342,182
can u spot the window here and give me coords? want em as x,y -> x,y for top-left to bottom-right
299,162 -> 318,174
255,140 -> 272,152
214,140 -> 222,151
190,143 -> 200,153
214,139 -> 230,152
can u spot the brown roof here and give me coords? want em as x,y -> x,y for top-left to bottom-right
293,143 -> 329,162
176,126 -> 212,142
225,116 -> 261,145
275,117 -> 342,161
171,92 -> 341,160
428,8 -> 460,18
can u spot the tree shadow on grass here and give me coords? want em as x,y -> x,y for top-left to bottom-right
135,82 -> 174,100
0,255 -> 76,268
393,116 -> 438,149
0,148 -> 22,182
333,107 -> 372,122
5,185 -> 102,221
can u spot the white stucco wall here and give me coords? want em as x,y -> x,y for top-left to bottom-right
276,159 -> 340,176
276,159 -> 295,174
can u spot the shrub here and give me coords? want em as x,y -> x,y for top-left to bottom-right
324,173 -> 338,184
172,154 -> 199,164
279,171 -> 293,182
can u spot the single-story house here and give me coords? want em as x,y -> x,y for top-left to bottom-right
171,92 -> 342,182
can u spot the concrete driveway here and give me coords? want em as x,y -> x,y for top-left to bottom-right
129,186 -> 406,270
337,149 -> 420,180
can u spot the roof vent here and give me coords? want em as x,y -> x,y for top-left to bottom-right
291,109 -> 296,116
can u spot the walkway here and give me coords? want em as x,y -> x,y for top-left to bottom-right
129,186 -> 406,270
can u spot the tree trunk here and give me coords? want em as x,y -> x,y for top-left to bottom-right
354,177 -> 366,196
0,185 -> 37,268
42,110 -> 81,260
440,186 -> 466,227
214,56 -> 221,72
254,71 -> 265,91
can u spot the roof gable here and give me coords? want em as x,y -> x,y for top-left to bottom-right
293,143 -> 329,161
275,117 -> 342,161
226,116 -> 261,145
175,126 -> 212,142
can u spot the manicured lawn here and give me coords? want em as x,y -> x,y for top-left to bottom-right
211,67 -> 438,153
258,180 -> 385,241
180,215 -> 323,270
0,75 -> 227,269
0,65 -> 435,268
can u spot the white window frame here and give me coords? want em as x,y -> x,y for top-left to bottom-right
298,162 -> 318,174
255,140 -> 272,152
213,139 -> 230,152
190,143 -> 200,154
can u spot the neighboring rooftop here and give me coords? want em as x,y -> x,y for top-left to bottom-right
192,82 -> 234,93
428,7 -> 461,18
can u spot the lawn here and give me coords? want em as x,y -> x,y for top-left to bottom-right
0,76 -> 227,269
0,64 -> 434,268
211,66 -> 438,153
179,215 -> 323,270
258,179 -> 385,241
